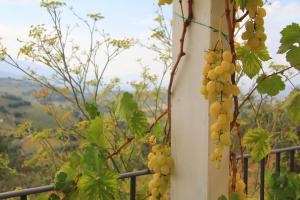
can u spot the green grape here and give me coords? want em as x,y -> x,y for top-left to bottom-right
222,51 -> 232,62
208,70 -> 217,80
211,122 -> 221,132
217,114 -> 227,125
231,85 -> 240,96
211,132 -> 220,141
221,61 -> 231,72
206,81 -> 217,93
257,7 -> 266,17
245,21 -> 254,32
215,65 -> 224,75
210,102 -> 222,117
204,51 -> 216,64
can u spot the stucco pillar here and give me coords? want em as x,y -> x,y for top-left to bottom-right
171,1 -> 229,199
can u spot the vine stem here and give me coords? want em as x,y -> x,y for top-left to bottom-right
148,109 -> 168,134
165,0 -> 194,143
239,66 -> 293,109
225,0 -> 240,192
106,137 -> 135,160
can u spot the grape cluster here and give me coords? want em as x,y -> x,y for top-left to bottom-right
200,50 -> 240,164
241,0 -> 267,51
148,144 -> 173,200
229,173 -> 246,200
158,0 -> 172,6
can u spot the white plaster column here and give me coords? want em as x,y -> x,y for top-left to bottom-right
171,1 -> 229,199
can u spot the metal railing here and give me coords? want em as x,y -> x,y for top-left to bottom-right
0,168 -> 152,200
238,145 -> 300,200
1,146 -> 300,200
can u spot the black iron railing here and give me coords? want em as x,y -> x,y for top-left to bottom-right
0,168 -> 152,200
1,146 -> 300,200
238,145 -> 300,200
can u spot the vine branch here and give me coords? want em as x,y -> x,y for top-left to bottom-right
165,0 -> 194,142
106,137 -> 135,160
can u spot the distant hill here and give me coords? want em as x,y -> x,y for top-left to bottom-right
0,78 -> 57,132
0,60 -> 53,79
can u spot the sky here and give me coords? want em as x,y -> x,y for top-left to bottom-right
0,0 -> 299,87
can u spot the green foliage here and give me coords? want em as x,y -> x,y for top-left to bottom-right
257,75 -> 285,96
284,89 -> 300,122
116,92 -> 149,136
243,128 -> 271,161
278,23 -> 300,69
54,144 -> 119,200
237,0 -> 247,9
267,169 -> 300,200
85,103 -> 101,119
86,116 -> 107,148
217,193 -> 240,200
236,47 -> 271,78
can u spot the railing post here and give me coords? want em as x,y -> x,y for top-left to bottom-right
243,157 -> 248,194
275,153 -> 281,174
290,150 -> 295,172
130,176 -> 136,200
260,158 -> 265,200
20,195 -> 27,200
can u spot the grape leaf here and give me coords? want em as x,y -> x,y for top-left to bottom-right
237,0 -> 247,9
218,195 -> 228,200
284,90 -> 300,122
77,170 -> 119,200
87,116 -> 106,148
243,128 -> 271,161
256,48 -> 272,62
236,47 -> 262,78
85,102 -> 101,119
230,193 -> 240,200
129,110 -> 148,136
116,92 -> 148,136
286,46 -> 300,69
278,23 -> 300,69
278,23 -> 300,54
257,75 -> 285,96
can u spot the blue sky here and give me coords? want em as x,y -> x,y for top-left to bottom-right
0,0 -> 299,85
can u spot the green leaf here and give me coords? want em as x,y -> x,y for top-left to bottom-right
116,92 -> 148,136
48,193 -> 60,200
81,145 -> 105,171
243,128 -> 271,161
236,47 -> 262,78
77,170 -> 119,200
278,23 -> 300,54
230,193 -> 240,200
238,0 -> 247,9
286,46 -> 300,69
257,75 -> 285,96
256,48 -> 272,61
85,102 -> 101,119
284,90 -> 300,122
87,116 -> 106,147
218,195 -> 228,200
278,23 -> 300,69
129,110 -> 148,136
56,172 -> 67,183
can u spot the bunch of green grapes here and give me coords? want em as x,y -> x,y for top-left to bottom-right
158,0 -> 172,5
229,173 -> 246,200
200,50 -> 241,165
241,0 -> 267,51
147,144 -> 174,200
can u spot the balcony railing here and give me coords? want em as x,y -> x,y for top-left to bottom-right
0,168 -> 152,200
1,146 -> 299,200
237,145 -> 300,200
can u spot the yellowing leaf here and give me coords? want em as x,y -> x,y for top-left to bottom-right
243,128 -> 271,161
